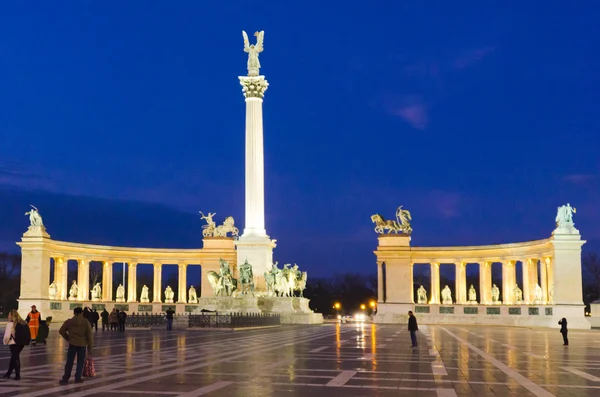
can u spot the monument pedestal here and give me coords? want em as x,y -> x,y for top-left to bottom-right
258,297 -> 323,324
235,234 -> 276,291
194,296 -> 261,314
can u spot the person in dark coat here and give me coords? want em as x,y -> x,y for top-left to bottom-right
408,311 -> 418,347
100,309 -> 109,331
91,309 -> 99,332
117,310 -> 127,332
559,318 -> 568,346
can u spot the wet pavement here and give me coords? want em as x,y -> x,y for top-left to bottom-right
0,322 -> 599,396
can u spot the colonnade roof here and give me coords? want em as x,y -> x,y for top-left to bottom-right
375,236 -> 554,263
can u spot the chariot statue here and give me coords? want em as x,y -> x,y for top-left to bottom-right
140,285 -> 150,303
214,216 -> 239,238
25,205 -> 44,227
188,286 -> 198,303
468,285 -> 477,304
242,30 -> 264,76
69,281 -> 78,301
238,259 -> 255,295
91,283 -> 102,301
513,284 -> 523,303
441,285 -> 453,304
417,285 -> 427,304
164,286 -> 175,303
199,211 -> 217,237
491,284 -> 500,303
371,205 -> 412,235
206,259 -> 238,297
48,282 -> 58,300
116,284 -> 125,302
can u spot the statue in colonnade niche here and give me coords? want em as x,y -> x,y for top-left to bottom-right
468,285 -> 477,304
371,205 -> 412,235
25,205 -> 44,227
441,285 -> 452,304
164,286 -> 175,303
417,285 -> 427,304
69,281 -> 78,301
91,283 -> 102,301
188,286 -> 198,303
534,284 -> 543,304
140,285 -> 150,303
116,284 -> 125,302
48,282 -> 58,300
491,284 -> 501,303
513,284 -> 523,304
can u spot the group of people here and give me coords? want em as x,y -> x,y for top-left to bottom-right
81,307 -> 128,332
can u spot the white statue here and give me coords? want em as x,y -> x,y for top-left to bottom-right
200,211 -> 217,237
468,285 -> 477,304
91,283 -> 102,301
140,285 -> 150,303
242,30 -> 264,76
555,203 -> 576,226
371,205 -> 413,235
491,284 -> 501,303
513,284 -> 523,303
441,285 -> 452,304
188,286 -> 198,304
69,281 -> 78,301
48,282 -> 58,300
164,286 -> 174,303
417,285 -> 427,304
534,284 -> 543,304
24,205 -> 44,227
213,216 -> 239,238
116,284 -> 125,302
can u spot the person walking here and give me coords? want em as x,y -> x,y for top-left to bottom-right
101,309 -> 109,331
58,307 -> 94,385
165,308 -> 175,331
408,311 -> 418,348
26,305 -> 41,346
559,317 -> 568,346
3,309 -> 30,380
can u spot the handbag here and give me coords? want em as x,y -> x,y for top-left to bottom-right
82,356 -> 96,377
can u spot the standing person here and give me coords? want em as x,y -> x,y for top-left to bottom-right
117,310 -> 127,332
91,309 -> 99,332
408,311 -> 418,348
3,309 -> 30,380
58,307 -> 94,385
26,305 -> 41,346
109,309 -> 118,331
559,318 -> 568,346
165,308 -> 175,331
101,309 -> 109,331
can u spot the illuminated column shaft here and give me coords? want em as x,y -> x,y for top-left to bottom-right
77,259 -> 89,301
127,263 -> 137,302
239,76 -> 269,237
153,263 -> 162,303
430,262 -> 440,304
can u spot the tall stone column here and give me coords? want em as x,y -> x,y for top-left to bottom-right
153,263 -> 162,303
479,261 -> 492,304
521,259 -> 531,304
377,262 -> 384,303
502,260 -> 516,304
127,263 -> 137,303
54,257 -> 68,301
530,258 -> 539,293
235,74 -> 276,291
178,263 -> 187,303
541,257 -> 550,303
454,262 -> 466,304
77,259 -> 90,301
102,261 -> 113,302
430,262 -> 440,304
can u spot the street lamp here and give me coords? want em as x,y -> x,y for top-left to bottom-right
333,302 -> 341,318
360,304 -> 366,310
369,300 -> 376,308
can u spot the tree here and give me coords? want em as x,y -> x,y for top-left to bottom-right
0,253 -> 21,314
583,252 -> 600,304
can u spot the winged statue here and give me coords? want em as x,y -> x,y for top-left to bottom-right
242,30 -> 264,76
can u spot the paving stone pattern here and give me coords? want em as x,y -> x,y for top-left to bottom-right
0,323 -> 599,396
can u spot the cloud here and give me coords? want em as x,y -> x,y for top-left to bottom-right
562,174 -> 598,184
453,47 -> 496,69
394,103 -> 428,130
427,191 -> 462,219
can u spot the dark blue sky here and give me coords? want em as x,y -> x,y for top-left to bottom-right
1,2 -> 599,277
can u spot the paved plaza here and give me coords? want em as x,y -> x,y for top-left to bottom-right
1,323 -> 599,396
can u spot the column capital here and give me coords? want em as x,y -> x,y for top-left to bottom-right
454,261 -> 466,267
430,262 -> 440,268
239,75 -> 269,99
153,263 -> 162,268
54,257 -> 65,264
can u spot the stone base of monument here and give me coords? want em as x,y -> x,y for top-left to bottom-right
374,303 -> 591,329
193,296 -> 262,314
257,297 -> 323,325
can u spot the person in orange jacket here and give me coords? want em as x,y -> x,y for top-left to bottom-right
26,305 -> 42,345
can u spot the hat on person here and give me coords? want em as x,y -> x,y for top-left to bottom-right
74,307 -> 83,315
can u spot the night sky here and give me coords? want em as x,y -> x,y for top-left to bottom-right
1,3 -> 599,278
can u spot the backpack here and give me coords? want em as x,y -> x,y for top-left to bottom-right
13,323 -> 31,345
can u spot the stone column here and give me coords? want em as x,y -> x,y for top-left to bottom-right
455,262 -> 466,304
153,263 -> 162,303
178,263 -> 187,303
77,259 -> 90,301
127,263 -> 137,303
102,261 -> 113,301
377,262 -> 384,303
530,258 -> 539,293
54,257 -> 68,300
430,262 -> 440,304
502,260 -> 516,305
521,259 -> 531,304
479,261 -> 492,304
539,257 -> 548,303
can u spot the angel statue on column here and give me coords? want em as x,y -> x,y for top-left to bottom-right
243,30 -> 264,76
